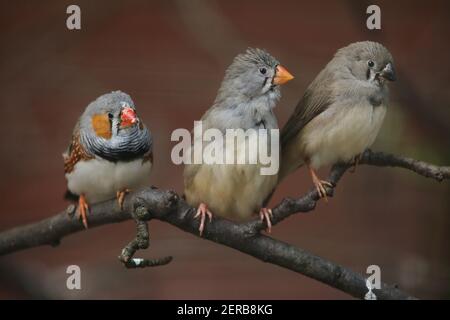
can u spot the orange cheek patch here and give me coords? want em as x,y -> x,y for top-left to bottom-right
91,114 -> 112,139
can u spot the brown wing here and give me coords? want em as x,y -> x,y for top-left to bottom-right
141,149 -> 153,164
63,124 -> 93,174
281,68 -> 335,148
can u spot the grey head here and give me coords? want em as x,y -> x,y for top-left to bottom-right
334,41 -> 396,88
281,41 -> 396,147
214,48 -> 293,107
78,90 -> 152,161
204,48 -> 293,131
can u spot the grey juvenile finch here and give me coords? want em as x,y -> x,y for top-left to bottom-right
280,41 -> 395,198
184,48 -> 294,235
64,91 -> 153,228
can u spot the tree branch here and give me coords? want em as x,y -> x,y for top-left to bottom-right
0,150 -> 448,299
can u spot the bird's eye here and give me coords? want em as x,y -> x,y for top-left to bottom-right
108,113 -> 113,120
367,60 -> 375,68
259,67 -> 267,75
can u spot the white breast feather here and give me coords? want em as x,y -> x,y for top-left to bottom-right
66,158 -> 152,203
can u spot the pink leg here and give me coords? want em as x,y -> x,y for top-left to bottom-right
307,163 -> 333,201
194,203 -> 213,236
78,194 -> 89,229
259,208 -> 273,233
349,154 -> 361,173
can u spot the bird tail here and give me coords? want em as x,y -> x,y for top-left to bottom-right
278,153 -> 305,183
64,189 -> 79,202
262,160 -> 305,207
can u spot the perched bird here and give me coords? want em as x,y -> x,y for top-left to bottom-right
63,91 -> 153,228
280,41 -> 396,198
184,48 -> 294,235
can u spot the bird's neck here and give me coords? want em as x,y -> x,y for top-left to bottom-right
81,126 -> 152,162
210,93 -> 279,131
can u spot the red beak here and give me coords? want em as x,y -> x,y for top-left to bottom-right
120,107 -> 137,127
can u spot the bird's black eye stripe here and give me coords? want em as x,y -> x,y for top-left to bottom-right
255,119 -> 266,129
107,113 -> 114,129
262,76 -> 268,87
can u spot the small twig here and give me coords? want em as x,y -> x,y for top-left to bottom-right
123,256 -> 173,269
118,204 -> 173,268
361,150 -> 450,181
251,149 -> 449,232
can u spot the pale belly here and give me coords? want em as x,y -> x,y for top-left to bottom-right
185,164 -> 277,221
300,103 -> 386,169
66,158 -> 152,203
184,133 -> 278,221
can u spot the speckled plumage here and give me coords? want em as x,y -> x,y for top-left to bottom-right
64,130 -> 93,174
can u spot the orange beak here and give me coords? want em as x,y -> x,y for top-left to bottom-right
120,107 -> 137,128
273,65 -> 294,85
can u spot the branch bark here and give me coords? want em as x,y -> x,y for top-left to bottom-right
0,150 -> 448,299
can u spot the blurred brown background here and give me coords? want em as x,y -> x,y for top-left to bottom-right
0,0 -> 449,299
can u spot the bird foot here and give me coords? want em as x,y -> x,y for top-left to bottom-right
194,203 -> 213,236
349,154 -> 362,173
78,194 -> 89,229
116,188 -> 131,210
308,164 -> 333,202
312,176 -> 333,202
259,208 -> 273,233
